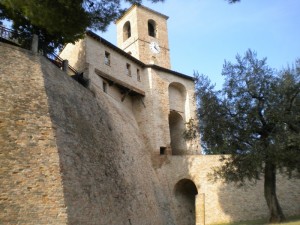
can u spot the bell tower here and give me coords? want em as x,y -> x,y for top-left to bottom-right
116,4 -> 171,69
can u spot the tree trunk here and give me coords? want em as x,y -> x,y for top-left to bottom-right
264,161 -> 286,223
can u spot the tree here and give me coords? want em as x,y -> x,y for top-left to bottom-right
196,49 -> 300,223
0,0 -> 164,53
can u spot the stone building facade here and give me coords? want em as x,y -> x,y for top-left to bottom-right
60,4 -> 200,156
1,4 -> 299,225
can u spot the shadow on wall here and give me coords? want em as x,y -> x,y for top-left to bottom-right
72,43 -> 86,74
216,181 -> 268,223
216,174 -> 300,223
169,111 -> 186,155
40,56 -> 176,224
42,59 -> 136,225
41,57 -> 131,224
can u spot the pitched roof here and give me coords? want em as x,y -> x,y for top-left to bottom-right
86,30 -> 194,81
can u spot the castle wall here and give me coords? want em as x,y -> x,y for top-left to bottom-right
1,42 -> 299,225
0,43 -> 68,224
0,43 -> 177,225
158,155 -> 300,224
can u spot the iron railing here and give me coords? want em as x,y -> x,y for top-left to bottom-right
0,25 -> 89,87
45,52 -> 78,75
0,26 -> 77,74
0,25 -> 20,45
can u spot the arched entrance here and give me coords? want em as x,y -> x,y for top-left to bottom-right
169,111 -> 186,155
168,82 -> 186,113
168,82 -> 187,155
174,179 -> 198,225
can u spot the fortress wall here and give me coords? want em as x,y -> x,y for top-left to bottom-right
0,43 -> 68,224
0,43 -> 176,225
1,42 -> 299,225
158,155 -> 300,224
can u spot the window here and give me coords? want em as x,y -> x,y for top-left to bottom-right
137,69 -> 141,81
148,19 -> 156,37
103,81 -> 107,93
126,63 -> 131,76
123,21 -> 131,41
104,51 -> 110,66
160,147 -> 166,155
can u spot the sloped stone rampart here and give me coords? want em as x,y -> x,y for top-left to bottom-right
0,43 -> 68,224
0,43 -> 174,225
1,42 -> 299,225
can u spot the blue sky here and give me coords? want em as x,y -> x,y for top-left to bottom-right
99,0 -> 300,89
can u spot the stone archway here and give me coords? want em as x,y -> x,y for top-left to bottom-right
169,111 -> 186,155
168,82 -> 186,113
174,179 -> 198,225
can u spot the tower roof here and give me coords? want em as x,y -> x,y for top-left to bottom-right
115,4 -> 169,24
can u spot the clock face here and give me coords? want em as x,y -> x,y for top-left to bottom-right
150,42 -> 160,54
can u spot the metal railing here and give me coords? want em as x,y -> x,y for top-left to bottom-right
45,52 -> 78,75
0,25 -> 21,46
0,25 -> 89,87
1,26 -> 77,73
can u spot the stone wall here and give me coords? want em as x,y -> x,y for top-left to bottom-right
158,155 -> 300,224
0,43 -> 68,224
1,42 -> 299,225
0,43 -> 175,225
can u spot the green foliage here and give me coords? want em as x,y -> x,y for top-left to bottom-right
183,118 -> 198,141
196,49 -> 300,184
0,0 -> 164,53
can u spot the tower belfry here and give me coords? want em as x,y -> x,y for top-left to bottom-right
116,4 -> 171,69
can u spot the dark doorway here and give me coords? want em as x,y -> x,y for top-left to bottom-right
174,179 -> 198,225
169,111 -> 186,155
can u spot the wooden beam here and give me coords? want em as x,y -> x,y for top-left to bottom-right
121,90 -> 131,102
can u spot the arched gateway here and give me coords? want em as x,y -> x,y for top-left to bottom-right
174,179 -> 198,225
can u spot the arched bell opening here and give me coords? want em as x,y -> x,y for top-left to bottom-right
148,19 -> 156,37
123,21 -> 131,41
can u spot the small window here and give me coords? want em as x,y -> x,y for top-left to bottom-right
160,147 -> 166,155
148,20 -> 156,37
137,69 -> 141,81
104,51 -> 110,66
103,81 -> 107,93
123,21 -> 131,41
126,63 -> 131,76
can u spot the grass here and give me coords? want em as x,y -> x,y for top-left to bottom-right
212,215 -> 300,225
